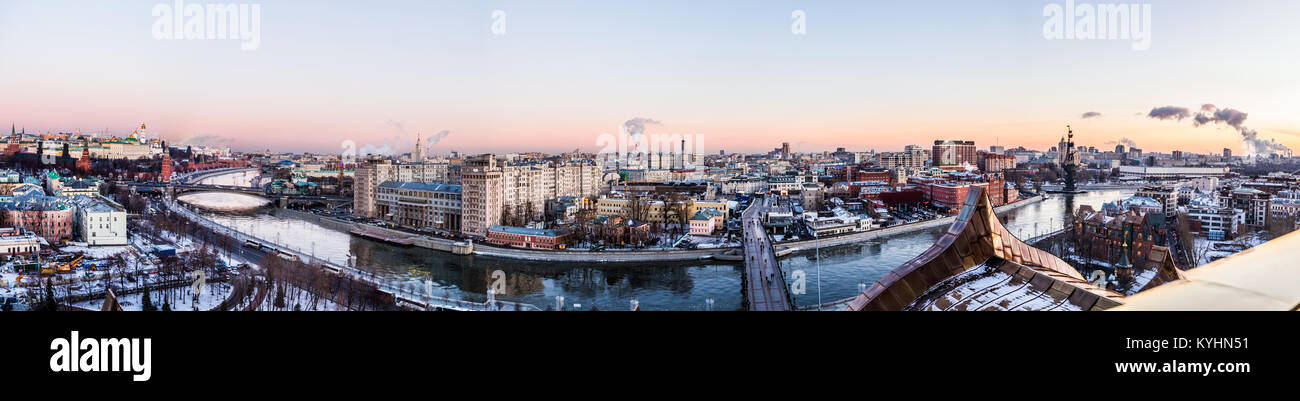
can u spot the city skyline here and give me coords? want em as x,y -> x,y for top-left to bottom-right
2,0 -> 1298,155
2,1 -> 1297,387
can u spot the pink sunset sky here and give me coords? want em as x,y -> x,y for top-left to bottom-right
2,1 -> 1298,155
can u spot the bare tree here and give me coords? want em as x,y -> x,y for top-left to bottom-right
523,201 -> 536,225
500,205 -> 514,227
1175,212 -> 1199,266
1195,239 -> 1214,266
628,195 -> 649,223
667,194 -> 693,236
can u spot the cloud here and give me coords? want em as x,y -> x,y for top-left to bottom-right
1147,106 -> 1191,121
622,117 -> 661,137
359,142 -> 396,156
1081,111 -> 1102,119
1147,103 -> 1291,158
358,120 -> 451,156
425,130 -> 451,147
358,133 -> 411,156
1193,107 -> 1248,129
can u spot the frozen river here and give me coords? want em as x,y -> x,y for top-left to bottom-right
181,170 -> 1132,310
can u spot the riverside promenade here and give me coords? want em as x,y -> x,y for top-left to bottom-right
279,194 -> 1048,263
167,200 -> 541,311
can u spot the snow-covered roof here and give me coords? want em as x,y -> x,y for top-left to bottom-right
1121,196 -> 1162,208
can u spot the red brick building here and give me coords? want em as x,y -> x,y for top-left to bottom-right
853,168 -> 892,184
487,225 -> 572,250
928,182 -> 986,211
908,172 -> 1007,211
879,188 -> 924,206
1073,205 -> 1166,265
1,197 -> 75,243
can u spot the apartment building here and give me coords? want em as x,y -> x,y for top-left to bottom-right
354,158 -> 460,218
460,167 -> 502,236
1186,203 -> 1241,238
1218,187 -> 1272,228
1135,185 -> 1178,220
358,153 -> 604,234
374,181 -> 462,232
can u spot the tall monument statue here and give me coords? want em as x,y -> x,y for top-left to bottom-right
1062,126 -> 1079,193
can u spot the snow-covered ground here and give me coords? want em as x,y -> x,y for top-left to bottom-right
155,228 -> 201,253
0,263 -> 28,305
687,235 -> 740,249
58,245 -> 132,259
1193,231 -> 1268,267
255,284 -> 347,311
70,282 -> 233,311
0,217 -> 259,310
0,262 -> 20,293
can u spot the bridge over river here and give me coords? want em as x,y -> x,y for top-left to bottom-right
121,174 -> 352,209
741,195 -> 794,311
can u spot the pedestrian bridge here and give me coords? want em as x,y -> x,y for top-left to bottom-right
741,196 -> 794,311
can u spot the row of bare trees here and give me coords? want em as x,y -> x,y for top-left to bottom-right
500,201 -> 538,227
566,193 -> 699,247
257,253 -> 394,311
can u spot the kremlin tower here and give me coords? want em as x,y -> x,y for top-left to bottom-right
76,141 -> 92,174
160,140 -> 173,182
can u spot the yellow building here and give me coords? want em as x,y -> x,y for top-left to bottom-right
595,196 -> 680,223
689,199 -> 730,220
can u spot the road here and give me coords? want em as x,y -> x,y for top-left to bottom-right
741,195 -> 792,311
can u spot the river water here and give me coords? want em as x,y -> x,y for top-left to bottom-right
182,171 -> 1133,310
